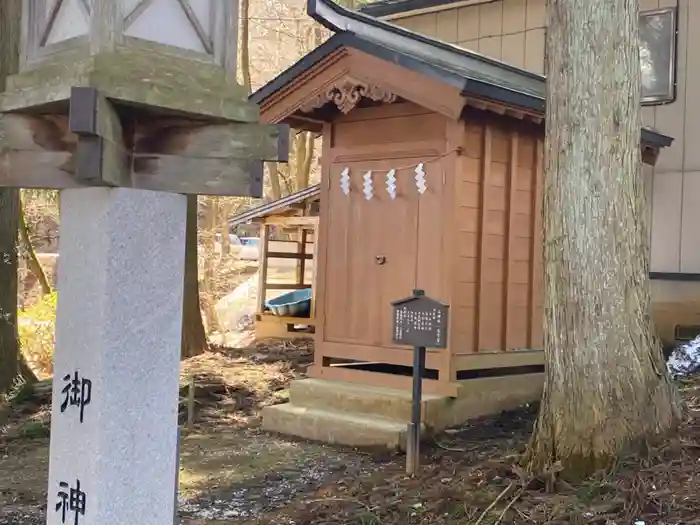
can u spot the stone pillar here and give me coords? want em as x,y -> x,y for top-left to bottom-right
48,188 -> 186,525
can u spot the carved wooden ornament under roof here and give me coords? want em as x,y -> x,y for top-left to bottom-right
300,75 -> 397,114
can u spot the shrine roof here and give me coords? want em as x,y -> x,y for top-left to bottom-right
250,0 -> 673,149
229,184 -> 320,228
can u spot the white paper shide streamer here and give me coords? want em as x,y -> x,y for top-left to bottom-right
386,169 -> 397,199
414,163 -> 427,194
340,167 -> 350,195
362,171 -> 374,200
338,161 -> 431,198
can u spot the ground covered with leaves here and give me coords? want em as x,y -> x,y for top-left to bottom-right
2,338 -> 700,525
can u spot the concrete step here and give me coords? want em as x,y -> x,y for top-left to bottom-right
289,378 -> 450,426
262,403 -> 415,449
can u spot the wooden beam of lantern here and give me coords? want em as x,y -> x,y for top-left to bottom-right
70,87 -> 129,187
0,87 -> 289,196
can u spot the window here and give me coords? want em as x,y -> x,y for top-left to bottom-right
640,7 -> 677,105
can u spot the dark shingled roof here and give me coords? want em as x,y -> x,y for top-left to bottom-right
250,0 -> 673,149
359,0 -> 461,18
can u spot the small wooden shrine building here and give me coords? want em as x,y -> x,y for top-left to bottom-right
250,0 -> 673,447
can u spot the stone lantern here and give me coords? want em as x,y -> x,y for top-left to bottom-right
1,0 -> 286,193
0,2 -> 288,525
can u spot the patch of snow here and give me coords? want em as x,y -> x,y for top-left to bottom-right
667,336 -> 700,379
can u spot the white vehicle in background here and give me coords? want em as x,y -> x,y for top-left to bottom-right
238,237 -> 259,261
214,233 -> 259,260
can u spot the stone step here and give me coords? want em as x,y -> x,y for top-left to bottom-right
289,378 -> 450,426
262,403 -> 415,449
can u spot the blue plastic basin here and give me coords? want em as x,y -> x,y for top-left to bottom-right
265,288 -> 312,317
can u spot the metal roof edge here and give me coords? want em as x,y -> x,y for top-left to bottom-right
249,35 -> 347,105
359,0 -> 468,18
229,184 -> 321,227
307,0 -> 544,84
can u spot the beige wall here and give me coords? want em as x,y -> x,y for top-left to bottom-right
643,0 -> 700,274
396,0 -> 546,73
392,0 -> 700,275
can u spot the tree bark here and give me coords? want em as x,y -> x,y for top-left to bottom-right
267,163 -> 283,200
293,132 -> 307,192
218,200 -> 234,256
201,197 -> 221,334
181,195 -> 208,359
293,132 -> 315,191
239,0 -> 252,94
18,197 -> 52,296
240,0 -> 284,201
0,0 -> 22,394
18,351 -> 37,384
301,133 -> 315,188
527,0 -> 681,480
0,189 -> 19,394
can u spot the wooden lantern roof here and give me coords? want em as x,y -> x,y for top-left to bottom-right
251,0 -> 673,164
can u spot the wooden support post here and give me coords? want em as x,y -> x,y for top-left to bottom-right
503,132 -> 519,350
310,219 -> 320,319
297,229 -> 308,285
475,127 -> 492,352
257,224 -> 270,313
69,87 -> 130,187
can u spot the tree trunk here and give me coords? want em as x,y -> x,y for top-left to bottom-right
293,132 -> 315,192
0,0 -> 22,394
301,133 -> 315,188
0,189 -> 19,394
18,352 -> 38,385
240,0 -> 283,201
293,132 -> 307,192
527,0 -> 681,480
279,161 -> 295,196
218,200 -> 234,256
201,197 -> 221,334
18,197 -> 52,296
181,195 -> 208,360
240,0 -> 252,94
267,163 -> 283,200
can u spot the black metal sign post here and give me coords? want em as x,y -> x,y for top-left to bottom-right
408,343 -> 426,475
391,289 -> 449,477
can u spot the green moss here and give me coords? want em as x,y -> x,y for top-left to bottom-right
1,45 -> 258,123
18,421 -> 50,440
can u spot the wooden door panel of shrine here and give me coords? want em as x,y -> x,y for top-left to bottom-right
323,159 -> 419,347
377,164 -> 420,347
415,157 -> 451,321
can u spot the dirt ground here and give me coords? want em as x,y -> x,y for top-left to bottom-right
2,339 -> 700,525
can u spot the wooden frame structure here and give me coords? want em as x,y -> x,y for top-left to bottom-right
255,215 -> 319,339
231,184 -> 321,339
